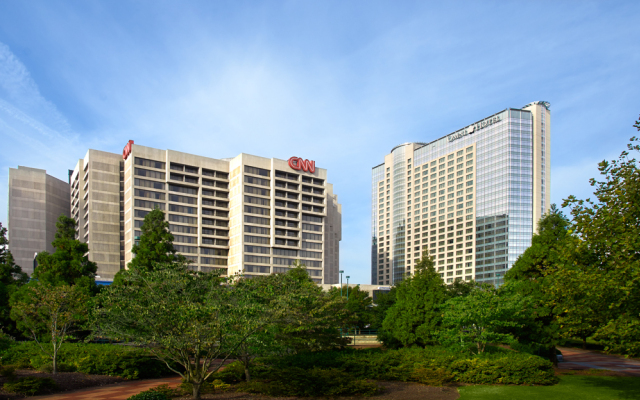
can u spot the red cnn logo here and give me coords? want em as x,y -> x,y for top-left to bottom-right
122,140 -> 134,160
288,157 -> 315,173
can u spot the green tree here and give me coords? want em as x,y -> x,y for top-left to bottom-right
558,127 -> 640,356
32,215 -> 97,290
328,285 -> 373,333
502,205 -> 572,359
440,285 -> 527,353
269,264 -> 350,354
10,282 -> 88,373
126,209 -> 185,273
381,253 -> 448,347
0,223 -> 28,334
95,263 -> 259,400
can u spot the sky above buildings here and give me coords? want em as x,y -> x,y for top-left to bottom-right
1,1 -> 639,284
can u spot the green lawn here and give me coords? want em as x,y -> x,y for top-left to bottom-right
458,375 -> 640,400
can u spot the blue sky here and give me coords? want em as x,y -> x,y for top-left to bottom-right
1,1 -> 639,283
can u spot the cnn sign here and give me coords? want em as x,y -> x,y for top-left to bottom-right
288,157 -> 315,173
122,140 -> 134,160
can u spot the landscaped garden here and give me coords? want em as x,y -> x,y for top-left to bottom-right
0,123 -> 639,399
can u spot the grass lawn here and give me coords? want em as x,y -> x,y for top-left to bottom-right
458,375 -> 640,400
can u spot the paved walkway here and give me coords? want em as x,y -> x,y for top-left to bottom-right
558,346 -> 640,376
31,376 -> 182,400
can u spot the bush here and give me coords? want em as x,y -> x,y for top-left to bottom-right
236,367 -> 379,397
0,342 -> 177,379
0,365 -> 16,380
255,346 -> 557,386
3,377 -> 58,395
127,392 -> 170,400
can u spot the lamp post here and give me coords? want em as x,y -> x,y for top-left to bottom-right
346,276 -> 350,299
339,270 -> 344,297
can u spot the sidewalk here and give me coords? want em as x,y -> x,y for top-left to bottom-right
558,346 -> 640,376
31,376 -> 182,400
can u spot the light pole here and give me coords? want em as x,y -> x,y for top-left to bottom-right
346,276 -> 350,299
339,270 -> 344,297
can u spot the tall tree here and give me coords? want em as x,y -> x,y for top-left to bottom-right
327,285 -> 373,333
381,253 -> 448,347
502,205 -> 572,361
440,285 -> 527,353
33,215 -> 97,290
10,282 -> 88,373
95,263 -> 251,400
127,209 -> 185,273
0,223 -> 28,334
558,126 -> 640,356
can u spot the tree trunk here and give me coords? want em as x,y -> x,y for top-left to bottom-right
550,346 -> 558,367
52,345 -> 58,374
243,355 -> 251,382
192,381 -> 202,400
582,338 -> 587,349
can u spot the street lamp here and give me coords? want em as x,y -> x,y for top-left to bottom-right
339,270 -> 344,297
346,276 -> 350,299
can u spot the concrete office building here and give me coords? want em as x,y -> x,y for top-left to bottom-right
70,142 -> 342,283
7,166 -> 70,274
371,101 -> 550,286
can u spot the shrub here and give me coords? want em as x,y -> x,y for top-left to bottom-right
449,352 -> 558,385
236,367 -> 379,397
127,391 -> 170,400
0,365 -> 16,380
0,342 -> 176,379
3,377 -> 58,395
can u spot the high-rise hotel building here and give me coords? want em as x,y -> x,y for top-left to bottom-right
69,142 -> 341,283
371,101 -> 550,286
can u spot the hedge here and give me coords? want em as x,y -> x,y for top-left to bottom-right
213,346 -> 558,387
0,342 -> 176,379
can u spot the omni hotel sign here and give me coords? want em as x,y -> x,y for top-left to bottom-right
448,114 -> 503,143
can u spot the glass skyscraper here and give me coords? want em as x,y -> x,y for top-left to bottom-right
371,101 -> 550,286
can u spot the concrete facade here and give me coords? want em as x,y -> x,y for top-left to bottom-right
70,143 -> 341,283
372,101 -> 551,287
7,166 -> 70,274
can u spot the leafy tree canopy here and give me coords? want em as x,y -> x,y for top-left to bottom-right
0,223 -> 28,334
32,215 -> 97,290
127,209 -> 185,273
381,253 -> 448,347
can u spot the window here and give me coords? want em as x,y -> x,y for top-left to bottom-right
244,195 -> 270,206
302,232 -> 322,241
244,225 -> 270,235
135,178 -> 165,190
244,245 -> 270,254
245,235 -> 269,244
273,248 -> 297,256
244,216 -> 270,225
169,184 -> 197,195
245,186 -> 270,196
174,235 -> 197,244
169,214 -> 197,225
169,204 -> 196,214
244,205 -> 270,216
174,245 -> 197,253
245,265 -> 270,273
302,214 -> 323,223
244,176 -> 270,186
169,194 -> 197,204
302,241 -> 322,250
135,168 -> 165,180
135,157 -> 165,169
302,223 -> 322,232
245,166 -> 270,177
300,250 -> 321,259
202,257 -> 228,265
170,224 -> 197,234
245,255 -> 270,264
135,189 -> 165,200
134,199 -> 165,210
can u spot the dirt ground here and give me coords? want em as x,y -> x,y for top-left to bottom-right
172,381 -> 460,400
0,369 -> 124,399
